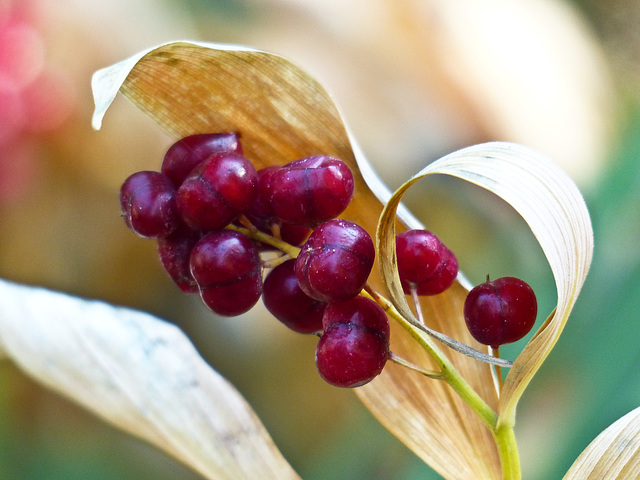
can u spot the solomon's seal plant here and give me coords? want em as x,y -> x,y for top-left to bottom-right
1,40 -> 636,479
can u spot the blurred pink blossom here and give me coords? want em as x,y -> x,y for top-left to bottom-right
0,0 -> 74,203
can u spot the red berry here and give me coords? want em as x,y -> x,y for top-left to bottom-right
242,167 -> 312,249
263,259 -> 326,333
315,322 -> 388,387
176,152 -> 258,231
295,219 -> 375,302
396,230 -> 458,295
119,171 -> 179,238
279,223 -> 312,246
259,156 -> 354,226
322,296 -> 389,340
157,222 -> 202,293
463,276 -> 537,347
161,133 -> 243,187
190,230 -> 263,316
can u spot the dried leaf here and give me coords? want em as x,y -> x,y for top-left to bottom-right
377,141 -> 593,435
0,279 -> 300,480
92,40 -> 502,479
91,42 -> 592,479
564,406 -> 640,479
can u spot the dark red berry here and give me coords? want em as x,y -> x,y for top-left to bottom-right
242,167 -> 313,249
463,276 -> 537,347
259,156 -> 354,226
161,133 -> 243,187
190,230 -> 263,316
119,170 -> 179,238
263,259 -> 326,333
315,322 -> 388,387
396,230 -> 458,295
295,219 -> 375,302
279,223 -> 312,246
157,222 -> 202,293
176,152 -> 258,231
322,296 -> 389,340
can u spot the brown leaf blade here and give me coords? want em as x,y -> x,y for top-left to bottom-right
564,406 -> 640,480
0,279 -> 301,480
358,281 -> 502,480
377,142 -> 593,435
90,41 -> 509,479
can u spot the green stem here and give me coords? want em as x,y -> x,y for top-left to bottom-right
365,286 -> 521,478
494,422 -> 521,480
226,224 -> 301,258
363,286 -> 497,429
388,351 -> 443,379
229,225 -> 521,478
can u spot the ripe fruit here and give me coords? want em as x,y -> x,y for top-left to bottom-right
396,230 -> 458,295
262,259 -> 326,333
315,322 -> 388,387
119,170 -> 179,238
157,222 -> 202,293
161,133 -> 243,187
463,276 -> 537,347
176,152 -> 258,231
259,156 -> 354,226
295,219 -> 375,302
189,230 -> 263,316
322,296 -> 390,340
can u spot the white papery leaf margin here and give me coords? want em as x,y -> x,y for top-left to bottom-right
0,278 -> 300,480
564,406 -> 640,479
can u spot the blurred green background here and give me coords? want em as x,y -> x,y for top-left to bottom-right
1,0 -> 639,478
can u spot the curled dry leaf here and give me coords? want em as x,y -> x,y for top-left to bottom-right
0,279 -> 300,480
564,406 -> 640,479
377,142 -> 593,437
92,41 -> 503,479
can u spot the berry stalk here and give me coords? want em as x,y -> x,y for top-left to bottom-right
231,215 -> 521,477
226,223 -> 301,258
364,285 -> 521,479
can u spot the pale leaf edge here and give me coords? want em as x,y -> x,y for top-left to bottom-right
564,405 -> 640,479
0,278 -> 300,480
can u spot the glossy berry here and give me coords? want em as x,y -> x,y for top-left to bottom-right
263,259 -> 326,333
157,222 -> 202,293
295,219 -> 375,303
259,156 -> 354,226
243,168 -> 312,248
279,223 -> 312,246
396,230 -> 458,295
119,171 -> 179,238
190,230 -> 262,316
315,322 -> 388,387
322,296 -> 389,340
176,152 -> 258,231
463,276 -> 537,347
161,133 -> 243,187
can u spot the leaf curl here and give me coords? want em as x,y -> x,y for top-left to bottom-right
92,42 -> 593,479
564,406 -> 640,479
0,279 -> 300,480
92,40 -> 503,479
377,142 -> 593,432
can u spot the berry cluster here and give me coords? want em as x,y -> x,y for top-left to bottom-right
119,132 -> 538,387
120,133 -> 387,387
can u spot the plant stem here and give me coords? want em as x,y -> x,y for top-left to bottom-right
490,346 -> 504,395
409,284 -> 425,325
494,422 -> 521,480
226,224 -> 301,258
364,286 -> 521,478
363,286 -> 497,429
228,225 -> 521,478
388,351 -> 443,379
